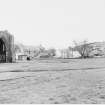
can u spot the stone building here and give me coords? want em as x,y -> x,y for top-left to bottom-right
0,30 -> 15,63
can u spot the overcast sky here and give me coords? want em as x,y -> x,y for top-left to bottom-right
0,0 -> 105,49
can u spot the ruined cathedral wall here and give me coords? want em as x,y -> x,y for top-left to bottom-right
0,30 -> 15,63
9,34 -> 15,62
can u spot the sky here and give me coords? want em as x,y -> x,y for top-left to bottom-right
0,0 -> 105,49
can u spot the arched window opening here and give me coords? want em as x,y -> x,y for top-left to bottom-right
0,39 -> 6,62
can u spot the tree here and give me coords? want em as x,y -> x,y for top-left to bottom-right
68,46 -> 74,58
73,40 -> 93,58
14,44 -> 21,53
38,44 -> 45,53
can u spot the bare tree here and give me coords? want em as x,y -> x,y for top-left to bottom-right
68,46 -> 74,58
14,44 -> 21,53
73,40 -> 93,58
38,44 -> 45,53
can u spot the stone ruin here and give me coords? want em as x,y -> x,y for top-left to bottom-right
0,30 -> 15,63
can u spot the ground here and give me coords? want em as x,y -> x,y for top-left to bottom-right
0,58 -> 105,103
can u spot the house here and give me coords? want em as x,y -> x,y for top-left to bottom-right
17,53 -> 27,60
89,42 -> 105,57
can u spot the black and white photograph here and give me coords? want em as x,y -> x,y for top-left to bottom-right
0,0 -> 105,104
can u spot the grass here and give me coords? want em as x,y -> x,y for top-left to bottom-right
0,58 -> 104,103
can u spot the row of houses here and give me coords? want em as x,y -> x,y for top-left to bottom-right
56,42 -> 105,58
15,41 -> 105,60
15,44 -> 48,60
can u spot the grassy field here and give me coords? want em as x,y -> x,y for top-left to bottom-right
0,58 -> 105,103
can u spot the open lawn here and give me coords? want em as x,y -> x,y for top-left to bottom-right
0,58 -> 105,103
